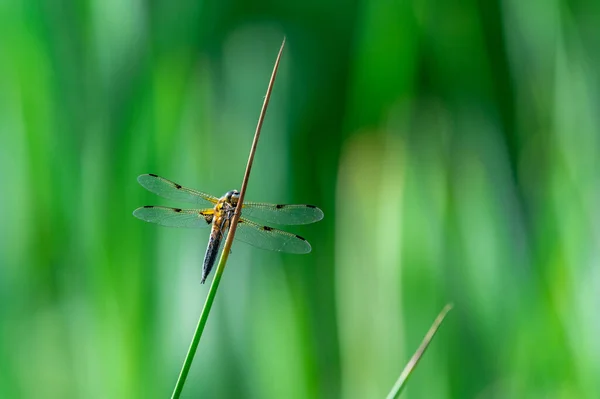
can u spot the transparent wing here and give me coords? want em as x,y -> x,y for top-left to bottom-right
241,203 -> 324,225
233,218 -> 312,254
137,174 -> 219,206
133,206 -> 213,228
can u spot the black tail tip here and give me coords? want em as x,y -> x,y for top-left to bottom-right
200,276 -> 206,284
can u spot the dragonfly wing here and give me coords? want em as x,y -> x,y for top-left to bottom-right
133,206 -> 214,228
241,203 -> 324,225
137,174 -> 219,206
232,218 -> 312,254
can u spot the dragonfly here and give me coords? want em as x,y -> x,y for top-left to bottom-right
133,174 -> 324,283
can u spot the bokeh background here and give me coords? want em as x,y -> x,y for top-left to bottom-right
1,0 -> 600,398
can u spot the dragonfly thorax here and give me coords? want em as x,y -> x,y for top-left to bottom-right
213,190 -> 240,228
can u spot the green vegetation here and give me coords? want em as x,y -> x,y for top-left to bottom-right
1,1 -> 599,398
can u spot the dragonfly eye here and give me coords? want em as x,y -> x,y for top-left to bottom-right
225,190 -> 240,203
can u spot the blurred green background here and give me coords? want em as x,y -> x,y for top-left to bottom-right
1,0 -> 599,398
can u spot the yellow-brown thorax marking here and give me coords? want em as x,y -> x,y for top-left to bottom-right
211,190 -> 240,239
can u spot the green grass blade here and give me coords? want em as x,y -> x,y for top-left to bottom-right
170,38 -> 286,399
386,304 -> 453,399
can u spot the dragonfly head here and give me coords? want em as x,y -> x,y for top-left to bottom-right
225,189 -> 240,205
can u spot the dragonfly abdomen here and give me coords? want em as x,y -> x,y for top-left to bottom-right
201,228 -> 223,284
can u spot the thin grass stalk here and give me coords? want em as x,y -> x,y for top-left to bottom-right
171,37 -> 286,399
385,303 -> 453,399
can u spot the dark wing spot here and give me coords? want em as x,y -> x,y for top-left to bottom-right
295,234 -> 306,241
175,183 -> 182,189
263,226 -> 273,231
143,205 -> 154,208
306,205 -> 316,208
276,204 -> 285,209
149,173 -> 158,177
200,212 -> 213,224
174,208 -> 182,213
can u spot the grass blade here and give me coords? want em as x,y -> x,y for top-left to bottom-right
385,303 -> 453,399
170,37 -> 286,399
